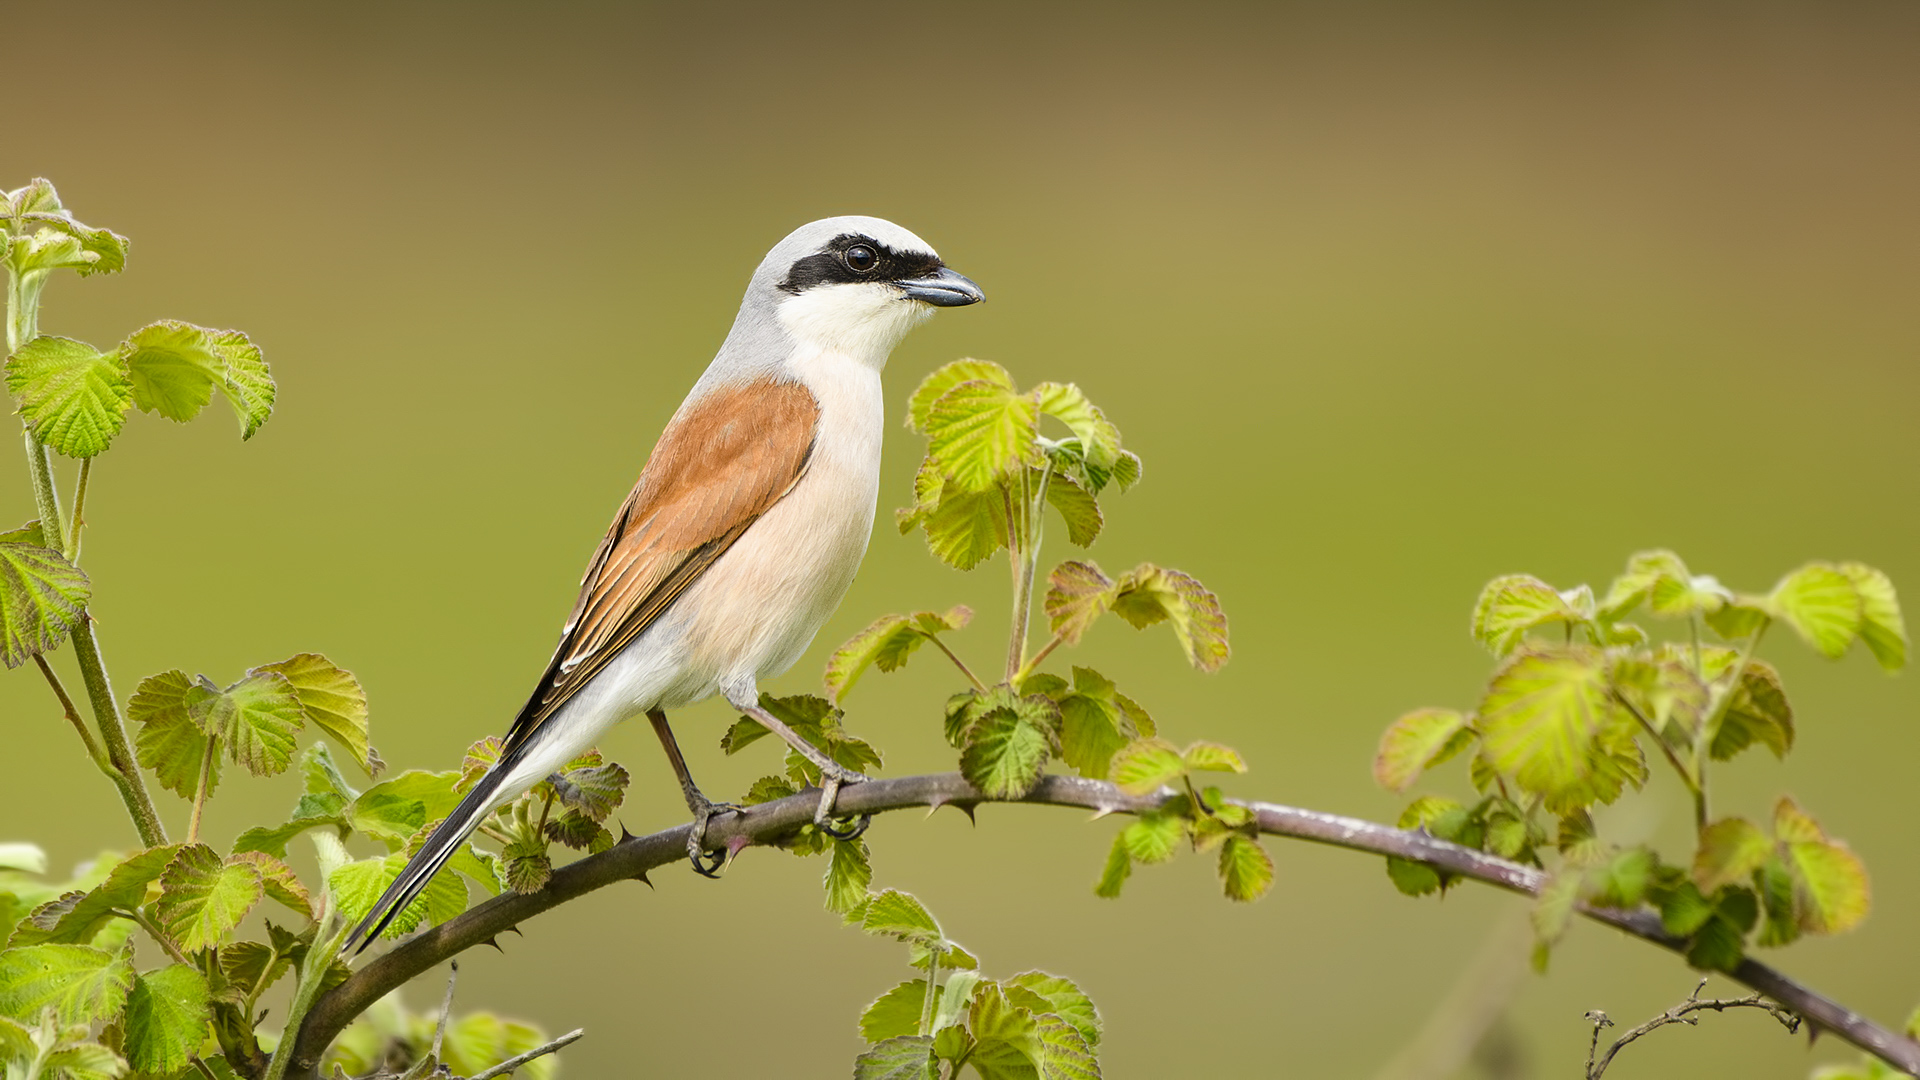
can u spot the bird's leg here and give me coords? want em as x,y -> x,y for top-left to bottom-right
735,701 -> 872,841
647,709 -> 739,877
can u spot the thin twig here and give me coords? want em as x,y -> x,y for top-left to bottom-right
927,635 -> 988,692
188,735 -> 220,844
287,773 -> 1920,1078
466,1028 -> 583,1080
34,653 -> 105,769
1586,978 -> 1800,1078
431,962 -> 457,1064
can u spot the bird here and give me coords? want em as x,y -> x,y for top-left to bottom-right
346,216 -> 982,951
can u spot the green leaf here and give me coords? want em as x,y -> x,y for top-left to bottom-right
1006,971 -> 1100,1049
1094,834 -> 1131,899
4,336 -> 132,458
1687,907 -> 1748,973
959,695 -> 1058,799
1219,835 -> 1274,902
1693,817 -> 1773,894
1583,847 -> 1653,908
220,939 -> 290,998
1530,871 -> 1580,972
825,838 -> 872,915
547,761 -> 629,822
121,964 -> 210,1075
1704,600 -> 1771,641
860,980 -> 929,1042
1774,798 -> 1869,935
1475,647 -> 1643,813
1655,879 -> 1715,937
1373,708 -> 1472,792
826,606 -> 971,702
1709,661 -> 1793,761
119,321 -> 275,438
1108,738 -> 1184,795
912,480 -> 1012,571
254,654 -> 377,776
924,379 -> 1039,492
0,539 -> 90,668
154,845 -> 263,952
349,770 -> 463,843
231,813 -> 343,860
195,671 -> 305,777
1054,667 -> 1152,781
1045,561 -> 1115,647
1032,382 -> 1122,470
1769,563 -> 1863,659
854,1034 -> 937,1080
1839,563 -> 1906,671
860,890 -> 943,947
9,846 -> 181,947
908,359 -> 1014,432
1043,474 -> 1102,547
129,671 -> 213,799
933,971 -> 982,1036
0,944 -> 133,1024
327,855 -> 432,938
1107,563 -> 1230,671
1471,575 -> 1590,656
1119,813 -> 1183,865
229,851 -> 314,919
1182,741 -> 1246,774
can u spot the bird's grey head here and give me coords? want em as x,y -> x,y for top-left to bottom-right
733,215 -> 983,371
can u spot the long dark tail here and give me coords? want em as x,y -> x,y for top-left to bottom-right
344,755 -> 520,954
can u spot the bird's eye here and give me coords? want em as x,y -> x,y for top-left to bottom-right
845,245 -> 877,272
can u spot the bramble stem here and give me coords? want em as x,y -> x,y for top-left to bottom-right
1689,619 -> 1771,831
927,635 -> 988,692
189,735 -> 219,844
8,256 -> 168,848
65,456 -> 91,560
1005,464 -> 1052,682
288,772 -> 1920,1078
34,653 -> 106,771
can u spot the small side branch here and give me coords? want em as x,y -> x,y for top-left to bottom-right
467,1028 -> 583,1080
1586,978 -> 1800,1079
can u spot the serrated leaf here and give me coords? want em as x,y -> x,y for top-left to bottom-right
1033,381 -> 1122,469
1108,738 -> 1184,795
255,654 -> 375,776
1007,972 -> 1100,1049
1094,834 -> 1130,899
1705,600 -> 1771,641
119,321 -> 275,438
860,890 -> 943,947
918,481 -> 1012,571
0,944 -> 133,1024
1055,668 -> 1149,781
860,981 -> 929,1042
349,770 -> 462,843
1045,561 -> 1115,646
1042,473 -> 1103,547
908,359 -> 1014,432
128,671 -> 213,799
1656,880 -> 1715,937
1583,847 -> 1653,909
4,336 -> 132,458
1119,813 -> 1183,865
548,761 -> 628,822
155,845 -> 263,952
228,852 -> 313,919
1472,575 -> 1587,656
1107,563 -> 1230,671
1182,741 -> 1246,774
1475,647 -> 1643,813
1710,661 -> 1793,761
1775,798 -> 1869,935
220,940 -> 289,998
10,846 -> 182,947
825,838 -> 872,915
0,540 -> 90,668
1374,708 -> 1472,792
1770,563 -> 1863,659
1693,817 -> 1773,894
854,1034 -> 937,1080
1687,909 -> 1748,973
1219,835 -> 1273,902
197,671 -> 305,777
959,696 -> 1057,799
925,379 -> 1039,491
1839,563 -> 1906,671
826,607 -> 971,702
121,964 -> 210,1075
231,813 -> 343,860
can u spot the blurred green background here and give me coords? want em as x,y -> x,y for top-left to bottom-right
5,2 -> 1916,1076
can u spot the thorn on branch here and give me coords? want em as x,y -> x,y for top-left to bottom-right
1585,979 -> 1800,1079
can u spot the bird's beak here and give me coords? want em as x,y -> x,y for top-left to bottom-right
897,266 -> 984,307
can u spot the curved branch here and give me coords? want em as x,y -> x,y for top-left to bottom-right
288,773 -> 1920,1077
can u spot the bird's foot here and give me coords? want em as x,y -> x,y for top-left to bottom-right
812,771 -> 871,842
686,792 -> 744,878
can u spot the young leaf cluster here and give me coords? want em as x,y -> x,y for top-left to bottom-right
1374,550 -> 1903,971
725,694 -> 881,909
846,888 -> 1102,1080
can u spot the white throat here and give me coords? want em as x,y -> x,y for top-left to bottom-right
776,282 -> 935,371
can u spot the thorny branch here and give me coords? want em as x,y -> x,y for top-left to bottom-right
288,772 -> 1920,1078
1586,978 -> 1802,1078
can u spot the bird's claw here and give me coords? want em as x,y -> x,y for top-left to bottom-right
686,798 -> 743,879
811,773 -> 871,841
